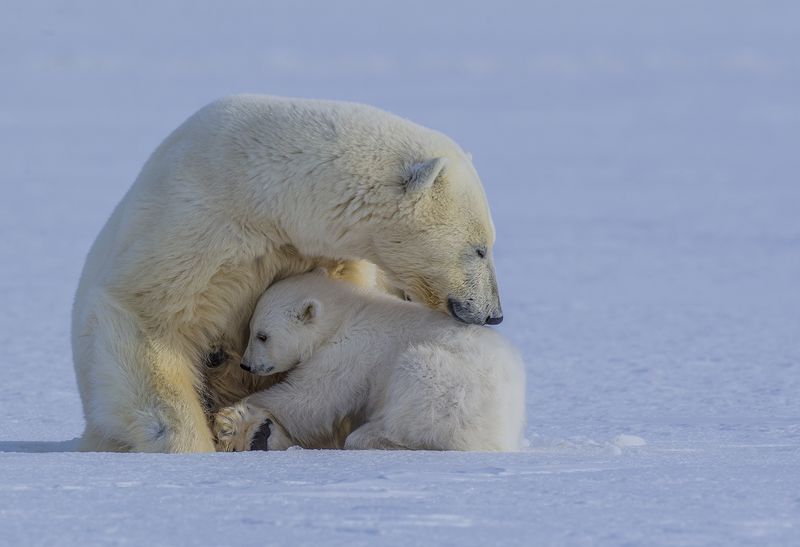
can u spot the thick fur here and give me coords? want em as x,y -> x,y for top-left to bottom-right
214,272 -> 526,452
72,95 -> 502,452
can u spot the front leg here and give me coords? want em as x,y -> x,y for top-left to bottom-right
215,356 -> 371,450
212,400 -> 292,451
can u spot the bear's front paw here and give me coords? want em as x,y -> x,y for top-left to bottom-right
212,402 -> 261,452
213,403 -> 292,452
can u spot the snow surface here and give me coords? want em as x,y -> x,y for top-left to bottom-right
2,1 -> 799,545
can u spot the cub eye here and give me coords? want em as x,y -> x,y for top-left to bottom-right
256,333 -> 267,342
475,246 -> 487,259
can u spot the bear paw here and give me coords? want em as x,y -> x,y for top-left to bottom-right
212,402 -> 262,451
212,403 -> 292,452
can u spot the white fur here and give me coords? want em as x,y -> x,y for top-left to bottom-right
214,272 -> 526,452
72,95 -> 501,452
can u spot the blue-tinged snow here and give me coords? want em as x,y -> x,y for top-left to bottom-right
1,1 -> 799,545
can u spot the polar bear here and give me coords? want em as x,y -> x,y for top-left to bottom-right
72,95 -> 503,453
212,271 -> 526,452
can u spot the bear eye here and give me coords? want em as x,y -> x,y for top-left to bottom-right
475,246 -> 487,259
256,332 -> 268,343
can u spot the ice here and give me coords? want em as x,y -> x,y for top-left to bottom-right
613,434 -> 647,448
1,1 -> 799,545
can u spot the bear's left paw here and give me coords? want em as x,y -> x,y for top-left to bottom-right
212,402 -> 265,452
213,401 -> 293,452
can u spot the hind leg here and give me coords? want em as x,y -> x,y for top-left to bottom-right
79,428 -> 131,453
75,293 -> 215,453
344,422 -> 407,450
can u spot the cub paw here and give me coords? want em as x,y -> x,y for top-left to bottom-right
212,402 -> 255,452
213,403 -> 292,452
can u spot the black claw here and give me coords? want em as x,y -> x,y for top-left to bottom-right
250,419 -> 273,451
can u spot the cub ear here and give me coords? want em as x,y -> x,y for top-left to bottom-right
404,157 -> 447,193
297,299 -> 322,324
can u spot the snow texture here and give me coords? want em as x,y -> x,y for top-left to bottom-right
1,1 -> 799,545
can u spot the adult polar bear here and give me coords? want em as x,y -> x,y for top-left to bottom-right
72,95 -> 503,453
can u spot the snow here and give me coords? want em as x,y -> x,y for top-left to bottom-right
1,1 -> 799,545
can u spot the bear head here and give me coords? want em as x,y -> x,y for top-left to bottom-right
370,153 -> 503,326
240,273 -> 330,376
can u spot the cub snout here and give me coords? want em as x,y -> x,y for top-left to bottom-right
240,362 -> 275,375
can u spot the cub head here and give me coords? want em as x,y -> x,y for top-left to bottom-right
240,274 -> 328,376
371,152 -> 503,325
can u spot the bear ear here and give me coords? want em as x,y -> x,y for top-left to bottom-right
297,299 -> 321,324
404,157 -> 447,193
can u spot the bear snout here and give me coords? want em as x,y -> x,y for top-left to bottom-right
486,314 -> 503,325
447,297 -> 503,326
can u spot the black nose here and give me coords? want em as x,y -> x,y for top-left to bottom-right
485,315 -> 503,325
240,363 -> 252,372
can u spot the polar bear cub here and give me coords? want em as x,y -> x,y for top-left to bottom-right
213,270 -> 526,451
